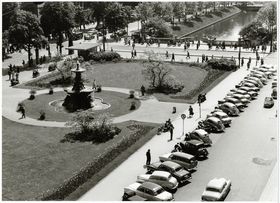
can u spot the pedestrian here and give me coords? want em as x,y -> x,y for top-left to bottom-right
131,50 -> 134,58
16,66 -> 20,73
111,47 -> 113,52
261,58 -> 264,65
241,57 -> 244,67
11,70 -> 15,80
128,40 -> 131,46
146,149 -> 151,165
197,58 -> 199,63
19,105 -> 26,119
169,122 -> 174,141
186,51 -> 190,59
248,57 -> 251,64
205,55 -> 208,62
15,72 -> 19,81
184,44 -> 187,51
132,42 -> 135,50
247,61 -> 250,70
189,105 -> 194,118
8,70 -> 11,80
9,64 -> 13,71
202,54 -> 205,63
22,60 -> 25,66
140,85 -> 146,96
92,79 -> 97,90
134,49 -> 137,57
171,53 -> 175,62
196,43 -> 199,50
166,51 -> 169,58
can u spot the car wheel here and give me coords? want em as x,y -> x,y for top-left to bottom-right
122,193 -> 129,201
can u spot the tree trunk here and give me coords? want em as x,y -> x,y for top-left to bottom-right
35,47 -> 39,64
68,31 -> 74,55
28,45 -> 31,67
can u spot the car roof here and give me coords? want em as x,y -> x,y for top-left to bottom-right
162,161 -> 181,169
193,129 -> 208,136
207,117 -> 220,122
213,111 -> 227,117
207,178 -> 227,190
141,182 -> 162,191
186,139 -> 204,146
172,151 -> 195,159
224,102 -> 235,107
152,171 -> 170,179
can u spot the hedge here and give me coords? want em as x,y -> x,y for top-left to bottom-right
88,52 -> 121,62
38,124 -> 156,200
207,58 -> 237,71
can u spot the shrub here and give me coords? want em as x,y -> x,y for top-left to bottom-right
207,58 -> 237,71
213,11 -> 223,17
48,63 -> 57,72
184,21 -> 194,27
172,25 -> 181,31
129,90 -> 135,98
39,110 -> 46,120
162,75 -> 184,94
88,52 -> 121,62
29,89 -> 37,100
130,101 -> 136,110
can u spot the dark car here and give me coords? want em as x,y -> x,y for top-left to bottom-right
185,129 -> 212,146
264,97 -> 274,108
178,140 -> 209,158
217,102 -> 240,116
146,161 -> 191,184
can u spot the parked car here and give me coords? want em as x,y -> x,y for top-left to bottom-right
229,93 -> 250,106
228,89 -> 252,100
260,65 -> 277,73
238,86 -> 259,97
244,76 -> 263,87
223,97 -> 245,110
198,117 -> 225,133
207,111 -> 232,127
255,67 -> 275,78
146,161 -> 191,184
201,178 -> 231,201
272,81 -> 277,88
159,152 -> 198,171
137,171 -> 178,192
178,140 -> 209,158
250,70 -> 268,79
249,73 -> 268,84
217,102 -> 240,116
271,88 -> 277,99
264,97 -> 274,108
123,182 -> 174,201
185,129 -> 212,146
241,82 -> 260,91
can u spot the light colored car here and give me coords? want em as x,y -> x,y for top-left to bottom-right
217,102 -> 240,116
198,117 -> 225,133
146,161 -> 191,184
159,152 -> 198,170
186,129 -> 212,146
201,178 -> 231,201
250,70 -> 268,79
123,182 -> 174,201
230,93 -> 250,106
241,82 -> 260,91
228,89 -> 252,100
238,86 -> 259,97
243,78 -> 262,88
207,111 -> 232,127
137,171 -> 178,192
244,76 -> 263,87
264,97 -> 274,108
223,97 -> 245,110
271,88 -> 277,99
249,73 -> 268,84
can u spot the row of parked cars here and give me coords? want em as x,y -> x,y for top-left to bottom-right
122,64 -> 276,201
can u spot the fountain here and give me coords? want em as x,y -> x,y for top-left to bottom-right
62,61 -> 94,112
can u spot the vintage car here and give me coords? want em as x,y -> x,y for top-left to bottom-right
146,161 -> 191,184
243,78 -> 263,88
249,73 -> 268,84
185,129 -> 212,146
178,140 -> 209,158
201,178 -> 231,201
229,93 -> 250,106
238,86 -> 259,97
137,171 -> 178,192
123,182 -> 174,201
272,81 -> 277,88
244,76 -> 263,87
271,88 -> 277,99
240,82 -> 260,92
228,89 -> 252,100
159,152 -> 198,171
260,64 -> 277,73
250,70 -> 268,79
220,97 -> 245,111
207,111 -> 232,127
254,67 -> 275,78
198,117 -> 225,133
217,102 -> 240,116
264,97 -> 274,108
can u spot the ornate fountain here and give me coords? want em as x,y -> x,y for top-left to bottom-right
62,61 -> 94,112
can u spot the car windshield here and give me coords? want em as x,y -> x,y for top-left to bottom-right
207,187 -> 221,193
154,187 -> 164,195
174,166 -> 182,172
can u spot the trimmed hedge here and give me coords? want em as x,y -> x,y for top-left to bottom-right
39,124 -> 156,200
207,58 -> 237,71
88,52 -> 121,62
172,25 -> 181,31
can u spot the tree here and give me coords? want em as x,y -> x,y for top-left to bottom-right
142,17 -> 173,38
74,6 -> 91,30
172,2 -> 185,22
2,30 -> 9,59
20,2 -> 38,16
40,2 -> 76,55
2,2 -> 18,31
135,3 -> 153,25
256,2 -> 277,52
8,10 -> 44,66
141,51 -> 184,93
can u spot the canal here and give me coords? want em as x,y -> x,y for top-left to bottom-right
190,11 -> 258,41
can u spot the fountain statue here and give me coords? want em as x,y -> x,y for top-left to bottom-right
62,61 -> 94,112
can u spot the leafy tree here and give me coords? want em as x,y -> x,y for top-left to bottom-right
256,2 -> 277,52
135,3 -> 153,25
2,30 -> 9,59
2,2 -> 18,31
142,17 -> 173,38
172,2 -> 185,22
40,2 -> 76,55
20,2 -> 38,16
74,5 -> 91,30
8,10 -> 44,66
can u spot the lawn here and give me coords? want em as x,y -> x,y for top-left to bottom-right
21,90 -> 140,122
172,6 -> 241,37
2,117 -> 159,200
22,61 -> 230,104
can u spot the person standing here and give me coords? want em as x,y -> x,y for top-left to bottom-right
241,57 -> 244,67
184,43 -> 187,51
169,122 -> 174,141
140,85 -> 146,96
261,58 -> 264,65
8,69 -> 11,80
146,149 -> 151,165
186,51 -> 190,59
247,61 -> 250,70
131,50 -> 134,58
134,49 -> 137,57
166,51 -> 169,58
189,105 -> 194,118
132,42 -> 135,50
22,60 -> 25,67
19,105 -> 26,119
171,53 -> 175,62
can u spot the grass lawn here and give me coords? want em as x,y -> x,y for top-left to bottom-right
2,117 -> 159,200
21,90 -> 140,122
172,7 -> 241,37
22,61 -> 230,104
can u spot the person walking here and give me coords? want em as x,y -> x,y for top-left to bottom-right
189,105 -> 194,118
248,57 -> 251,64
171,53 -> 175,62
186,51 -> 190,59
261,58 -> 264,65
184,43 -> 187,51
247,61 -> 250,70
134,49 -> 137,57
140,85 -> 146,96
131,50 -> 134,58
8,69 -> 11,80
241,57 -> 244,67
132,42 -> 135,50
166,51 -> 169,58
22,60 -> 25,67
169,122 -> 174,141
146,149 -> 151,165
19,105 -> 26,119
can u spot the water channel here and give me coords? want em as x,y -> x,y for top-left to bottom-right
190,11 -> 257,41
